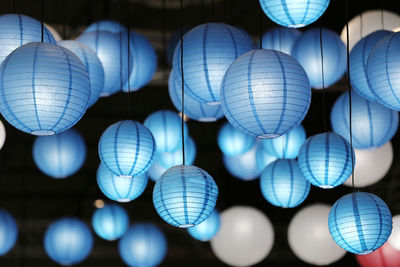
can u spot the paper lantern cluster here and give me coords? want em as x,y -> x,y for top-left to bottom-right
92,204 -> 129,241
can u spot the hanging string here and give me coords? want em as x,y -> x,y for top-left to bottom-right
380,0 -> 384,29
180,0 -> 186,165
258,4 -> 263,49
62,0 -> 66,39
40,0 -> 43,42
319,27 -> 327,132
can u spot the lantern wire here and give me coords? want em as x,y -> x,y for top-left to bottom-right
380,0 -> 384,29
180,0 -> 186,165
258,3 -> 263,49
40,0 -> 43,42
319,27 -> 327,132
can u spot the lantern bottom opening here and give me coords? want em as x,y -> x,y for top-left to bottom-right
119,175 -> 133,178
31,130 -> 55,136
198,117 -> 217,122
288,24 -> 306,28
320,185 -> 334,189
206,101 -> 220,106
358,249 -> 374,255
258,133 -> 280,139
118,198 -> 131,203
179,224 -> 195,228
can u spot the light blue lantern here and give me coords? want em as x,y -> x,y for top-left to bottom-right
173,23 -> 256,104
262,27 -> 302,55
153,165 -> 218,228
96,163 -> 148,202
0,42 -> 90,136
33,129 -> 86,179
328,192 -> 392,254
92,204 -> 129,241
0,209 -> 18,256
292,28 -> 346,89
259,0 -> 330,28
261,124 -> 306,159
187,209 -> 220,242
84,19 -> 128,34
58,40 -> 105,107
44,217 -> 93,266
147,161 -> 167,183
298,132 -> 355,189
260,159 -> 310,208
221,49 -> 311,138
98,120 -> 156,177
157,136 -> 197,170
218,122 -> 256,157
256,145 -> 279,172
330,91 -> 398,149
119,223 -> 167,267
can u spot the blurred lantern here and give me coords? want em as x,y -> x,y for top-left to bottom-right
83,19 -> 127,34
153,165 -> 218,228
356,242 -> 400,267
119,223 -> 167,267
58,40 -> 105,107
218,122 -> 255,157
262,27 -> 302,55
330,91 -> 398,149
298,132 -> 354,189
260,159 -> 310,208
92,204 -> 129,241
328,192 -> 392,254
44,217 -> 93,266
33,129 -> 86,179
98,120 -> 156,177
0,120 -> 6,150
210,206 -> 274,267
96,163 -> 148,202
166,27 -> 190,66
0,209 -> 18,256
187,210 -> 220,242
173,23 -> 255,104
0,42 -> 90,135
44,23 -> 62,41
221,49 -> 311,138
147,161 -> 167,183
389,215 -> 400,251
292,28 -> 346,89
256,144 -> 279,172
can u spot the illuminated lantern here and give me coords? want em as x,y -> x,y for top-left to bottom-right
262,27 -> 302,55
0,209 -> 18,256
0,120 -> 6,150
218,122 -> 255,157
92,204 -> 129,241
356,242 -> 400,267
187,210 -> 220,242
388,215 -> 400,251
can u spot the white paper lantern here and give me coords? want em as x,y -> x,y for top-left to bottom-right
44,23 -> 62,41
388,215 -> 400,251
0,120 -> 6,150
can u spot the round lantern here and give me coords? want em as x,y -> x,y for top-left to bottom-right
166,27 -> 191,66
44,217 -> 93,266
0,14 -> 56,64
187,209 -> 220,242
260,159 -> 310,208
262,27 -> 302,55
288,204 -> 346,265
44,23 -> 62,41
0,120 -> 6,150
58,40 -> 105,107
33,129 -> 86,179
0,42 -> 90,135
0,209 -> 18,256
218,122 -> 256,157
298,132 -> 355,189
98,120 -> 156,177
172,22 -> 256,104
96,163 -> 148,202
153,165 -> 218,228
221,49 -> 311,138
356,242 -> 400,267
349,30 -> 393,102
256,145 -> 279,172
84,19 -> 128,34
92,204 -> 129,241
389,215 -> 400,251
210,206 -> 274,267
330,91 -> 398,149
119,223 -> 167,267
147,161 -> 166,183
291,28 -> 346,89
328,192 -> 392,255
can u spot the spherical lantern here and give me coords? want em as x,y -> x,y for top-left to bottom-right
144,110 -> 188,153
0,42 -> 90,135
153,165 -> 218,228
147,161 -> 167,183
221,49 -> 311,138
98,120 -> 156,177
223,144 -> 262,181
388,215 -> 400,251
356,242 -> 400,267
262,27 -> 302,55
187,210 -> 220,242
210,206 -> 274,267
44,23 -> 62,41
330,91 -> 398,149
260,159 -> 310,208
218,122 -> 256,157
96,163 -> 148,202
58,40 -> 105,107
0,209 -> 18,256
172,23 -> 256,104
84,20 -> 127,34
0,120 -> 6,150
328,192 -> 392,255
119,223 -> 167,267
92,204 -> 129,241
44,217 -> 93,266
33,129 -> 86,179
291,28 -> 346,89
157,136 -> 197,170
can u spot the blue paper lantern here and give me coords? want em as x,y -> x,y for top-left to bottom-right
173,23 -> 256,104
98,120 -> 156,177
262,27 -> 302,55
256,145 -> 279,172
259,0 -> 330,28
291,28 -> 346,89
0,42 -> 90,136
350,30 -> 392,102
58,40 -> 105,107
218,122 -> 256,157
44,217 -> 93,266
330,91 -> 398,149
33,129 -> 86,179
298,132 -> 355,189
260,159 -> 310,208
119,223 -> 167,267
328,192 -> 392,254
92,204 -> 129,241
144,110 -> 188,153
221,49 -> 311,138
0,14 -> 56,64
84,20 -> 128,34
261,124 -> 306,159
0,209 -> 18,256
187,209 -> 220,242
153,165 -> 218,228
97,163 -> 148,202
